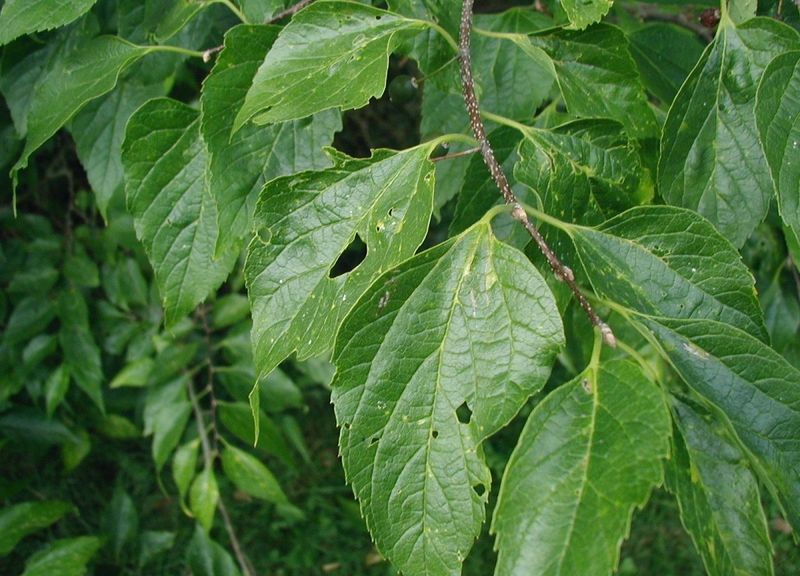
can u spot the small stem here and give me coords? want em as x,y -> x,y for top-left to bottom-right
427,132 -> 477,150
458,0 -> 615,347
147,45 -> 206,59
218,498 -> 256,576
267,0 -> 315,22
432,146 -> 481,162
424,20 -> 459,53
215,0 -> 248,22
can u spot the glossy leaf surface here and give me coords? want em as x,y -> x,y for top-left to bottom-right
0,0 -> 98,45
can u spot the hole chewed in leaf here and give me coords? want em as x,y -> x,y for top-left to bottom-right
473,483 -> 486,497
431,430 -> 439,439
329,233 -> 367,278
456,401 -> 472,424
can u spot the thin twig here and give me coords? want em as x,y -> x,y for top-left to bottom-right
187,308 -> 255,576
431,146 -> 481,162
458,0 -> 615,347
267,0 -> 315,23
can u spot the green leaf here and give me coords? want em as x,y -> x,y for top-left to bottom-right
233,0 -> 427,129
63,250 -> 100,288
658,18 -> 800,247
755,51 -> 800,245
217,401 -> 294,467
729,0 -> 757,25
221,444 -> 288,504
45,365 -> 71,417
138,531 -> 175,568
559,0 -> 611,29
186,524 -> 242,576
493,360 -> 670,576
643,317 -> 800,530
0,409 -> 78,445
240,0 -> 289,22
11,36 -> 151,188
211,294 -> 251,329
201,24 -> 341,255
0,0 -> 98,45
72,78 -> 166,219
332,222 -> 564,575
190,466 -> 219,533
627,23 -> 705,105
110,357 -> 154,388
103,486 -> 139,560
527,25 -> 658,138
3,296 -> 56,346
62,428 -> 91,471
122,98 -> 237,327
173,439 -> 200,514
0,500 -> 73,556
21,536 -> 102,576
666,400 -> 773,576
246,145 -> 436,385
570,206 -> 767,341
58,290 -> 105,413
144,376 -> 192,471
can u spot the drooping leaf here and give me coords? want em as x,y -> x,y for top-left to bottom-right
332,222 -> 564,576
245,144 -> 437,386
493,360 -> 670,576
21,537 -> 102,576
62,428 -> 91,472
190,466 -> 219,533
658,18 -> 800,247
525,25 -> 658,137
201,24 -> 341,255
569,206 -> 767,341
172,439 -> 200,514
186,524 -> 242,576
666,400 -> 774,576
143,376 -> 192,471
0,500 -> 73,556
755,50 -> 800,245
627,23 -> 705,105
233,0 -> 428,129
122,98 -> 237,327
643,317 -> 800,529
138,531 -> 175,569
103,487 -> 139,560
109,357 -> 155,388
72,77 -> 166,219
3,295 -> 56,346
0,0 -> 98,45
217,401 -> 295,467
11,36 -> 151,187
45,365 -> 71,416
58,290 -> 105,413
220,444 -> 288,504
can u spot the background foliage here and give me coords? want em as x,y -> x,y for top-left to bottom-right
1,0 -> 799,575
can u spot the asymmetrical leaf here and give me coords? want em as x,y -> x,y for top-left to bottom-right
667,400 -> 774,576
527,25 -> 658,137
493,360 -> 670,576
201,24 -> 341,255
11,36 -> 151,187
332,222 -> 564,576
0,0 -> 98,45
233,0 -> 427,129
187,525 -> 242,576
570,206 -> 767,340
643,318 -> 800,529
173,439 -> 200,513
755,51 -> 800,244
221,444 -> 288,504
190,466 -> 219,533
21,537 -> 102,576
659,18 -> 800,247
122,98 -> 237,327
72,78 -> 166,219
245,144 -> 436,385
0,501 -> 73,556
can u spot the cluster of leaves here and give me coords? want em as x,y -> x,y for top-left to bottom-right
1,0 -> 799,575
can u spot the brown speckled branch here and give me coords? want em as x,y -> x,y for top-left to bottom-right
458,0 -> 615,347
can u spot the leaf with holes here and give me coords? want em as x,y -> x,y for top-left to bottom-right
667,400 -> 774,576
201,24 -> 341,255
233,0 -> 428,129
658,17 -> 799,247
245,144 -> 436,389
122,98 -> 237,327
493,360 -> 670,576
332,221 -> 564,576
